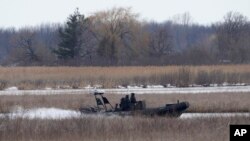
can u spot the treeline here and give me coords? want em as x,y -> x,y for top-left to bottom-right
0,7 -> 250,66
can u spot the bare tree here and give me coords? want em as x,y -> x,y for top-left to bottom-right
172,12 -> 193,50
8,29 -> 39,65
7,28 -> 55,66
172,12 -> 193,26
148,24 -> 173,57
89,7 -> 140,65
216,12 -> 249,63
0,28 -> 15,61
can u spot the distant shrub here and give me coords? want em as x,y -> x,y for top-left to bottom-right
17,80 -> 46,90
195,70 -> 211,86
227,73 -> 240,84
240,72 -> 250,83
175,67 -> 191,87
158,73 -> 175,86
0,80 -> 8,90
210,70 -> 225,84
133,76 -> 148,85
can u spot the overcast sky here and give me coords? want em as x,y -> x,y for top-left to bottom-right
1,0 -> 250,28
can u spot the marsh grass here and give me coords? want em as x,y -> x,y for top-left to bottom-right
0,116 -> 249,141
1,65 -> 250,89
1,65 -> 249,141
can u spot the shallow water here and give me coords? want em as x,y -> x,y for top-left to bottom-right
0,107 -> 81,119
0,107 -> 249,120
180,113 -> 250,119
1,85 -> 250,95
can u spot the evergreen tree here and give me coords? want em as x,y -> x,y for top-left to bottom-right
54,8 -> 87,60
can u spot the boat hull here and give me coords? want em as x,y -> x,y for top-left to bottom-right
80,101 -> 189,118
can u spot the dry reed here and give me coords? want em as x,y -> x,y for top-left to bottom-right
0,65 -> 250,89
0,116 -> 249,141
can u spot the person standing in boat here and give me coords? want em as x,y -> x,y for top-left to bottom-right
130,93 -> 137,104
130,93 -> 137,110
123,95 -> 131,111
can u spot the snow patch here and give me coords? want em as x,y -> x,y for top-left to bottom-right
84,85 -> 103,89
45,87 -> 52,90
127,85 -> 144,89
84,85 -> 93,89
90,89 -> 105,94
235,83 -> 247,86
165,84 -> 176,88
210,84 -> 218,87
5,87 -> 18,91
146,85 -> 164,88
117,85 -> 126,89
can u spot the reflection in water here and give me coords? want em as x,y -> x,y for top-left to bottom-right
1,107 -> 250,119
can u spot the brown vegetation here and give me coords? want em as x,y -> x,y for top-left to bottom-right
0,116 -> 249,141
1,65 -> 250,89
